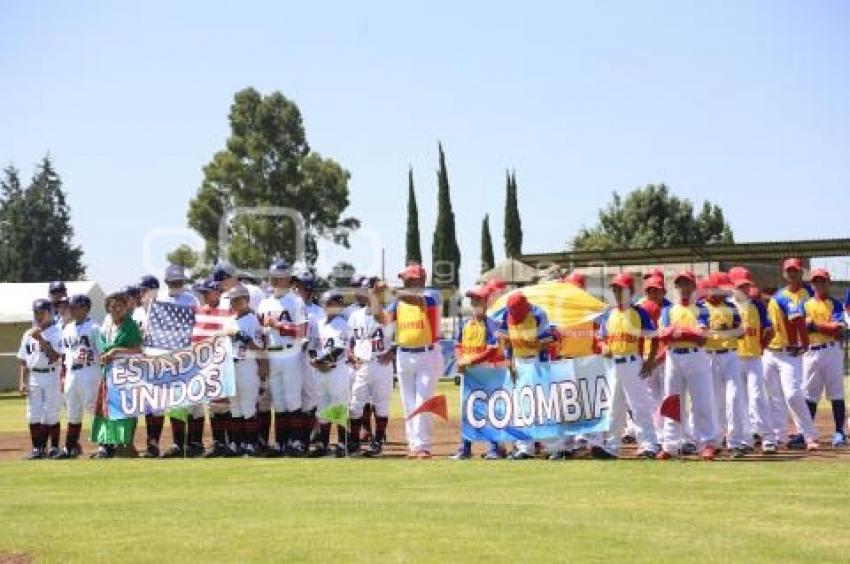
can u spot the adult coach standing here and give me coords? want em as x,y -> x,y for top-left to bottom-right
385,264 -> 443,459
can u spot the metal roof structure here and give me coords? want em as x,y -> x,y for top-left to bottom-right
521,238 -> 850,268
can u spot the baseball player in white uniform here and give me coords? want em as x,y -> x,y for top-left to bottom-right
18,299 -> 65,460
802,268 -> 847,447
348,278 -> 394,456
294,271 -> 325,448
55,295 -> 101,459
308,291 -> 353,458
158,264 -> 205,458
224,284 -> 268,456
257,259 -> 307,456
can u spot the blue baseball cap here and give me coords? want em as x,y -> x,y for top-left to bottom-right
69,294 -> 91,309
212,263 -> 236,282
139,275 -> 160,290
269,259 -> 291,278
32,298 -> 52,312
199,279 -> 222,293
48,281 -> 66,294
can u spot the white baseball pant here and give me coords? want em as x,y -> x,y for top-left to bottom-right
63,367 -> 101,424
662,349 -> 719,452
762,349 -> 818,441
316,364 -> 351,422
27,371 -> 62,425
803,343 -> 844,402
350,360 -> 394,419
397,347 -> 442,453
268,351 -> 305,412
707,351 -> 747,448
230,361 -> 260,419
625,361 -> 665,441
606,355 -> 659,454
740,355 -> 777,445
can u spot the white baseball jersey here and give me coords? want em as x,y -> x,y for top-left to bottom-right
132,306 -> 148,335
348,307 -> 394,362
243,282 -> 267,312
257,291 -> 305,349
18,324 -> 64,370
342,303 -> 363,321
316,315 -> 351,360
61,318 -> 101,371
228,312 -> 264,361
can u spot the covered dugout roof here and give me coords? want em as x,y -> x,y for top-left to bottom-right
521,237 -> 850,268
0,281 -> 106,323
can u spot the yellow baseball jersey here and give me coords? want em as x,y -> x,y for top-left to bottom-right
703,300 -> 741,351
767,286 -> 811,349
388,290 -> 441,348
736,299 -> 771,358
552,320 -> 596,358
496,305 -> 551,360
598,306 -> 654,357
660,302 -> 710,349
804,296 -> 844,345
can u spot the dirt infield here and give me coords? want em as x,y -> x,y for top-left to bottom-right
2,410 -> 850,462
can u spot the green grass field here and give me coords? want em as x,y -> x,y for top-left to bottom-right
2,388 -> 850,562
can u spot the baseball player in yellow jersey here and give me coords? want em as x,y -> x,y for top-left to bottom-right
701,273 -> 748,457
385,264 -> 444,459
657,271 -> 719,460
546,272 -> 597,460
802,268 -> 847,447
596,274 -> 659,459
764,258 -> 819,450
729,268 -> 778,453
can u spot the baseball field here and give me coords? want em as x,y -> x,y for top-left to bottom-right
2,383 -> 850,563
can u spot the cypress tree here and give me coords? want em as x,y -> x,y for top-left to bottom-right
480,214 -> 495,273
431,143 -> 461,287
504,169 -> 523,258
405,167 -> 422,265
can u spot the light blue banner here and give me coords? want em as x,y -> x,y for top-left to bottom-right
106,336 -> 236,418
461,357 -> 612,442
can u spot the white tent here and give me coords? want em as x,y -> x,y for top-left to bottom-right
0,281 -> 106,391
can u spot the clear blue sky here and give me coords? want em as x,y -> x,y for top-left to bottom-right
2,1 -> 849,291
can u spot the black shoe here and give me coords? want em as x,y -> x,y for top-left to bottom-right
621,435 -> 637,445
730,447 -> 745,459
140,443 -> 160,459
752,433 -> 763,446
25,448 -> 45,460
242,443 -> 259,457
287,441 -> 307,458
363,440 -> 384,458
45,447 -> 60,459
346,441 -> 362,457
547,450 -> 574,461
161,445 -> 185,458
186,443 -> 205,458
225,442 -> 242,457
307,445 -> 329,458
637,450 -> 657,459
204,442 -> 229,458
264,443 -> 283,458
590,446 -> 617,460
90,447 -> 113,460
787,434 -> 806,450
52,447 -> 71,460
508,450 -> 534,460
334,444 -> 347,458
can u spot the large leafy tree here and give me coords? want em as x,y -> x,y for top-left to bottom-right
187,88 -> 359,270
504,170 -> 523,258
0,157 -> 85,281
480,213 -> 495,273
572,184 -> 734,250
405,167 -> 422,265
430,143 -> 461,287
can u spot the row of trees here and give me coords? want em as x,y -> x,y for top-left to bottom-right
405,149 -> 525,286
0,157 -> 85,282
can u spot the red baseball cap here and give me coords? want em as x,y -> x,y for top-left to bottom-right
465,285 -> 490,300
561,272 -> 587,289
610,273 -> 635,289
642,268 -> 664,280
782,258 -> 803,271
728,266 -> 750,283
810,268 -> 831,282
711,272 -> 734,290
484,277 -> 507,294
644,275 -> 665,291
733,272 -> 754,288
506,292 -> 530,323
697,277 -> 714,291
674,270 -> 696,284
398,263 -> 427,280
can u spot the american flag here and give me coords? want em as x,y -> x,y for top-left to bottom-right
144,301 -> 232,352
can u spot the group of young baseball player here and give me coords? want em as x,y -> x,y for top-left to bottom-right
452,258 -> 847,461
16,256 -> 848,461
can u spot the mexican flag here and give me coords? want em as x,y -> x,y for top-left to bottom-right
90,315 -> 141,445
